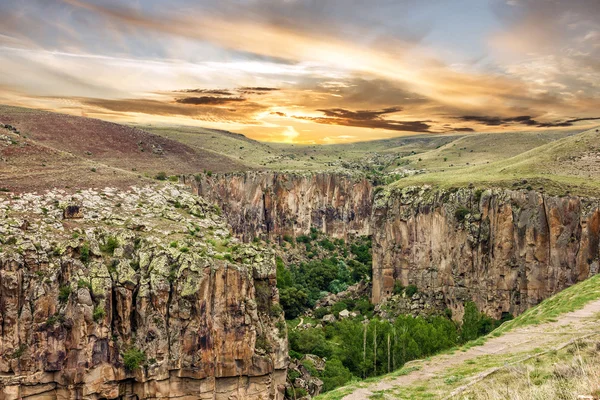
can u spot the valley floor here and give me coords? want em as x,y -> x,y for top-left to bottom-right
321,297 -> 600,400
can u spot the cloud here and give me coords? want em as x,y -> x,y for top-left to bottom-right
459,115 -> 600,128
178,89 -> 235,96
78,97 -> 266,123
175,96 -> 246,105
287,107 -> 433,133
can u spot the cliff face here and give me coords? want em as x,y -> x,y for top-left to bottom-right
188,172 -> 373,241
0,185 -> 287,399
372,186 -> 600,318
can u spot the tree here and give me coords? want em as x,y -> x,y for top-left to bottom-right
279,287 -> 308,319
460,301 -> 481,343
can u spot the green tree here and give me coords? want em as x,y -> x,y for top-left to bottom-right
460,301 -> 480,343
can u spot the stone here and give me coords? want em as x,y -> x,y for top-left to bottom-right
63,205 -> 83,219
322,314 -> 336,324
338,309 -> 350,319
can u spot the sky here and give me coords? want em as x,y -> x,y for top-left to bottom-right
0,0 -> 599,144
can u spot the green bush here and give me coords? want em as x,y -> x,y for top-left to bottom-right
93,305 -> 106,322
58,285 -> 72,303
313,307 -> 330,319
123,347 -> 146,371
154,172 -> 167,181
80,243 -> 90,263
100,236 -> 118,255
455,206 -> 471,222
77,279 -> 92,290
405,284 -> 418,297
283,235 -> 294,244
394,281 -> 405,295
330,301 -> 348,318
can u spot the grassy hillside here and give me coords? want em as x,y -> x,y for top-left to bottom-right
317,274 -> 600,400
393,127 -> 600,196
0,105 -> 249,192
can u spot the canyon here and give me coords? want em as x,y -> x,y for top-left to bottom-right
194,172 -> 600,319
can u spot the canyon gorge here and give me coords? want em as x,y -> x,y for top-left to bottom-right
193,172 -> 600,319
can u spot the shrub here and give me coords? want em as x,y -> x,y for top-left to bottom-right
331,301 -> 348,318
80,243 -> 90,263
296,235 -> 311,244
154,172 -> 167,181
455,207 -> 471,222
11,344 -> 27,359
405,284 -> 418,297
123,347 -> 146,371
100,236 -> 118,255
93,305 -> 106,322
58,285 -> 72,303
283,235 -> 294,244
394,281 -> 405,295
77,279 -> 92,290
313,307 -> 330,319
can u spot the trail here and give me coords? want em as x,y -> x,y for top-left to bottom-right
342,299 -> 600,399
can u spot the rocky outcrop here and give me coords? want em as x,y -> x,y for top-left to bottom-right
187,172 -> 373,241
0,185 -> 287,399
372,186 -> 600,319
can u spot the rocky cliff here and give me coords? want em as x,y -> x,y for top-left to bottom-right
0,185 -> 287,399
187,172 -> 373,242
372,186 -> 600,318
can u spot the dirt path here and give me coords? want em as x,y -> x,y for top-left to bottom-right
342,299 -> 600,399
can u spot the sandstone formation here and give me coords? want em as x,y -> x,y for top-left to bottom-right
187,172 -> 373,241
0,185 -> 287,399
372,186 -> 600,318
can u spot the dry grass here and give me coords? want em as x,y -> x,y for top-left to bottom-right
457,338 -> 600,400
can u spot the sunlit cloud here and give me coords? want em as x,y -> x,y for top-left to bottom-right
0,0 -> 598,143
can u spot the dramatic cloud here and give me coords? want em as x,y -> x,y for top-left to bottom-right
0,0 -> 598,143
285,107 -> 433,133
460,115 -> 600,128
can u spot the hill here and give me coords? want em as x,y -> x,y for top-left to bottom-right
392,127 -> 600,196
0,105 -> 249,192
320,273 -> 600,400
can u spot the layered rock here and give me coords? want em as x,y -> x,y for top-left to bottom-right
187,172 -> 373,241
0,185 -> 287,399
372,186 -> 600,318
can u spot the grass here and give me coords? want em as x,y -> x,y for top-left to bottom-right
319,274 -> 600,399
393,127 -> 600,197
456,337 -> 600,399
493,273 -> 600,335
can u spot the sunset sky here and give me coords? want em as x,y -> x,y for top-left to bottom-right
1,0 -> 599,143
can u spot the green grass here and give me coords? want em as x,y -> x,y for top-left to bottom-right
493,274 -> 600,335
393,127 -> 600,196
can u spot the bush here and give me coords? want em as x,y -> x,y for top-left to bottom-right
405,284 -> 418,297
154,172 -> 167,181
93,305 -> 106,322
123,347 -> 146,371
331,301 -> 348,318
322,358 -> 354,392
296,235 -> 311,243
58,285 -> 72,303
455,207 -> 471,222
78,279 -> 92,290
100,236 -> 118,255
80,243 -> 90,263
313,307 -> 330,319
279,287 -> 308,319
393,281 -> 405,295
283,235 -> 294,244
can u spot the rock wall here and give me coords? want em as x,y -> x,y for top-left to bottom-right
0,185 -> 288,400
187,172 -> 373,241
372,186 -> 600,318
